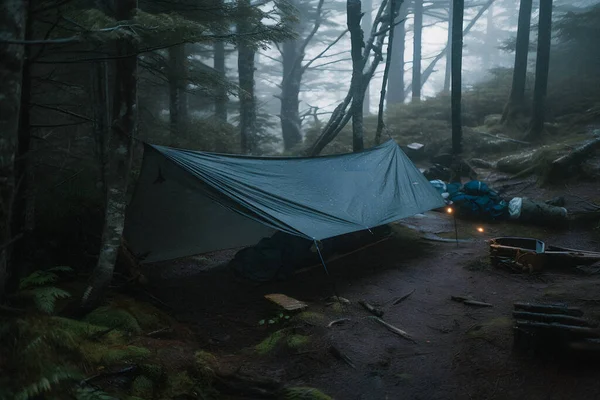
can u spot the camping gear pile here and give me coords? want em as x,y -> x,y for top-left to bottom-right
513,302 -> 600,358
429,179 -> 568,226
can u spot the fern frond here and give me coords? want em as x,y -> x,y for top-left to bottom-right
19,271 -> 59,290
25,287 -> 72,314
14,367 -> 82,400
23,336 -> 45,354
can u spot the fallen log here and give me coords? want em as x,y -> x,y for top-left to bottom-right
515,320 -> 600,339
470,158 -> 497,169
369,316 -> 416,343
513,311 -> 598,327
514,302 -> 583,317
548,137 -> 600,179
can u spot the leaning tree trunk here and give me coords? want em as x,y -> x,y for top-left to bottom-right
82,0 -> 137,309
443,0 -> 453,93
527,0 -> 553,140
0,0 -> 27,299
347,0 -> 365,152
238,0 -> 257,154
501,0 -> 533,125
451,0 -> 464,155
362,0 -> 373,114
387,1 -> 407,106
280,38 -> 303,151
411,0 -> 423,102
168,44 -> 188,142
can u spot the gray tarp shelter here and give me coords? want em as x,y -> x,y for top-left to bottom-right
124,139 -> 446,263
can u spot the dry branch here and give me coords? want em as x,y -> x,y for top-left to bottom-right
359,299 -> 384,317
370,316 -> 416,343
392,289 -> 415,305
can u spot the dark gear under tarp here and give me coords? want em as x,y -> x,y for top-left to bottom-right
124,139 -> 446,263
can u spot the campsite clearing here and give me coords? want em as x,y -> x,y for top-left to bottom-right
143,182 -> 600,399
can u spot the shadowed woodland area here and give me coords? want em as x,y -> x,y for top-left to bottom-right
1,0 -> 600,398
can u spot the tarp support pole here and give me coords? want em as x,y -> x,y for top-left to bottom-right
314,239 -> 341,302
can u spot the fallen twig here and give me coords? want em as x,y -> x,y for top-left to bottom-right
146,327 -> 172,337
328,318 -> 351,328
359,300 -> 384,317
369,316 -> 416,343
473,130 -> 530,145
463,300 -> 493,307
392,289 -> 415,305
329,345 -> 356,369
451,296 -> 492,307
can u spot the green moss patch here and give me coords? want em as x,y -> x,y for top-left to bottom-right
286,334 -> 311,349
255,330 -> 287,355
131,375 -> 154,398
83,307 -> 142,334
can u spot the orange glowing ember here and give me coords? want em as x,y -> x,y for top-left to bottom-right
446,207 -> 453,214
477,227 -> 484,233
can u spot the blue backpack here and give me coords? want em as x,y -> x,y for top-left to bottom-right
449,181 -> 508,220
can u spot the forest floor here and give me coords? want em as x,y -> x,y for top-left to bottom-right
144,179 -> 600,400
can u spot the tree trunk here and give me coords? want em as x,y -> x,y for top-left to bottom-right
482,2 -> 495,70
411,0 -> 423,102
168,44 -> 188,141
82,0 -> 137,309
10,4 -> 34,289
0,0 -> 27,299
214,41 -> 227,123
387,1 -> 407,105
91,61 -> 109,191
375,0 -> 400,144
451,0 -> 464,155
238,48 -> 257,154
280,38 -> 303,151
362,0 -> 373,114
238,0 -> 257,154
527,0 -> 553,140
443,0 -> 453,92
501,0 -> 533,124
348,0 -> 365,152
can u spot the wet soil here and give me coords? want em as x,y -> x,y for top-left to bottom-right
144,182 -> 600,400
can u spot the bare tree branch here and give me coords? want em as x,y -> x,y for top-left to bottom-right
298,0 -> 326,57
301,29 -> 348,73
31,103 -> 94,121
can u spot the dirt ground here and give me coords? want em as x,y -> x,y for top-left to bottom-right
144,181 -> 600,400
